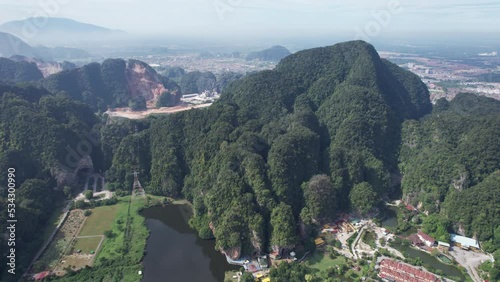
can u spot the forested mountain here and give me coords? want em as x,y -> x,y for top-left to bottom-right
217,71 -> 244,92
161,67 -> 243,94
399,93 -> 500,251
2,40 -> 498,280
179,71 -> 217,94
0,57 -> 44,83
0,84 -> 102,279
246,45 -> 292,62
106,40 -> 431,259
43,59 -> 181,111
0,31 -> 91,61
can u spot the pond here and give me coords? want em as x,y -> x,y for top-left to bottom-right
140,205 -> 239,282
380,206 -> 416,236
393,243 -> 467,281
380,206 -> 398,229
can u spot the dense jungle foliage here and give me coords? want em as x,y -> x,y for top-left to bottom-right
400,94 -> 500,251
1,40 -> 499,281
106,40 -> 433,256
0,57 -> 43,83
0,84 -> 103,280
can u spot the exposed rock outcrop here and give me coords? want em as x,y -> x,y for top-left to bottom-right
126,60 -> 168,106
250,230 -> 263,253
51,155 -> 94,187
223,247 -> 242,261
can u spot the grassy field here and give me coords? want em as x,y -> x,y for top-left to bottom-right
79,205 -> 120,236
50,196 -> 167,282
94,196 -> 149,265
72,237 -> 103,254
307,251 -> 346,272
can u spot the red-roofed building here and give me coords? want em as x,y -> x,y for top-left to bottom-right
408,233 -> 424,247
33,271 -> 50,281
406,204 -> 416,211
417,230 -> 436,247
378,259 -> 440,282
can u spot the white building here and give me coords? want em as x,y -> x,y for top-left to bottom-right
450,234 -> 480,250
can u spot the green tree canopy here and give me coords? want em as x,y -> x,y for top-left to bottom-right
349,182 -> 377,215
300,174 -> 340,225
270,203 -> 298,249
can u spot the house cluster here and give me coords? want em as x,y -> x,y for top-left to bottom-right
379,259 -> 440,282
226,254 -> 272,282
407,230 -> 480,252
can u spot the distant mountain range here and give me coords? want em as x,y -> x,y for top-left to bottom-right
0,30 -> 91,61
32,46 -> 91,61
0,17 -> 126,45
0,31 -> 35,58
246,45 -> 292,62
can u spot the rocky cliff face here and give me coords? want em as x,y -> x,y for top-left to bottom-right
43,58 -> 180,110
209,221 -> 242,260
250,230 -> 263,253
126,60 -> 168,106
51,155 -> 94,187
223,247 -> 242,261
9,55 -> 77,78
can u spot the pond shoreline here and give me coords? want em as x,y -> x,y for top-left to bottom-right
139,202 -> 239,282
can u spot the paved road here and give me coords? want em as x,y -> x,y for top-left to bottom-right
351,226 -> 366,260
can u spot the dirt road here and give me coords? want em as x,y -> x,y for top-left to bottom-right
449,248 -> 492,282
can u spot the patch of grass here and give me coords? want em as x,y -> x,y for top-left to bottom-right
307,251 -> 346,272
362,231 -> 377,249
79,205 -> 120,236
224,270 -> 239,282
347,232 -> 358,251
72,237 -> 102,254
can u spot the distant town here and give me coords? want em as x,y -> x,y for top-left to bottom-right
380,51 -> 500,102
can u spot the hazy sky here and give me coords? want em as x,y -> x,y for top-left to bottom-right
0,0 -> 499,38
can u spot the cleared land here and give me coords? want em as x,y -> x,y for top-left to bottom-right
79,205 -> 120,236
105,103 -> 212,120
32,210 -> 86,272
58,254 -> 93,272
